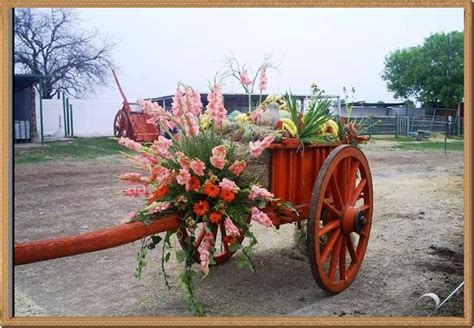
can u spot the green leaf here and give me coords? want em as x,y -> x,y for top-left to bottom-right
176,249 -> 187,263
229,243 -> 241,252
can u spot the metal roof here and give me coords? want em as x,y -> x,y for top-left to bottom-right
14,74 -> 46,92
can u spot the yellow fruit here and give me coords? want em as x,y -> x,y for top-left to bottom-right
236,113 -> 250,124
325,119 -> 339,136
200,114 -> 211,130
281,119 -> 297,137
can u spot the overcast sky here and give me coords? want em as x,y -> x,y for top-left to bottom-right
76,8 -> 463,103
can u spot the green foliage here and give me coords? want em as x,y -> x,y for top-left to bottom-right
382,31 -> 464,108
285,88 -> 332,144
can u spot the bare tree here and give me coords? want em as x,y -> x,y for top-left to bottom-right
14,8 -> 116,99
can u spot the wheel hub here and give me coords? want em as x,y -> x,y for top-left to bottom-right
341,206 -> 366,234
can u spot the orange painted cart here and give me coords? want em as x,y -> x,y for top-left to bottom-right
112,70 -> 159,142
15,139 -> 373,294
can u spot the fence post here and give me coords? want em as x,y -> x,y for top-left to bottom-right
396,115 -> 399,137
62,92 -> 67,137
406,116 -> 410,136
368,116 -> 372,138
69,103 -> 74,137
456,103 -> 461,136
65,97 -> 70,136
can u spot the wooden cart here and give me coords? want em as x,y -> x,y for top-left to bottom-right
15,139 -> 373,294
112,70 -> 160,142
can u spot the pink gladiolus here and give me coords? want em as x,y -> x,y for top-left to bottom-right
229,160 -> 247,176
206,84 -> 227,128
212,145 -> 227,158
176,152 -> 191,169
251,207 -> 273,228
197,232 -> 214,273
172,87 -> 187,116
152,166 -> 172,184
240,69 -> 252,87
258,65 -> 268,92
140,99 -> 179,129
189,89 -> 203,116
261,134 -> 275,148
176,168 -> 191,185
248,185 -> 274,201
120,211 -> 137,224
249,134 -> 275,158
190,159 -> 205,176
147,202 -> 170,214
210,145 -> 227,169
224,218 -> 240,237
219,178 -> 239,193
122,186 -> 148,197
119,137 -> 142,151
184,112 -> 200,136
150,136 -> 173,159
210,156 -> 225,170
249,107 -> 263,123
139,153 -> 158,165
119,172 -> 146,185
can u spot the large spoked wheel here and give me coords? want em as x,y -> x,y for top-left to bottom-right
178,218 -> 249,265
307,144 -> 373,294
113,110 -> 129,138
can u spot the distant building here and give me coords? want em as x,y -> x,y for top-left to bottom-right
149,93 -> 341,114
14,74 -> 46,143
339,101 -> 423,117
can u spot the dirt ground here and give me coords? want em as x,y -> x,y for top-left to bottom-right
13,139 -> 465,317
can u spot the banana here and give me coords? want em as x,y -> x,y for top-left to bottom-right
280,118 -> 298,136
282,122 -> 297,137
325,119 -> 339,136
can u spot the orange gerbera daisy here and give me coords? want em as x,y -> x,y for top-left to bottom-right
147,185 -> 169,204
221,190 -> 236,202
203,182 -> 220,198
209,212 -> 222,224
193,200 -> 210,216
223,235 -> 238,245
186,176 -> 201,191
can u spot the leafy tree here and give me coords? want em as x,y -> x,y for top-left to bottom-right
14,8 -> 116,99
382,31 -> 464,108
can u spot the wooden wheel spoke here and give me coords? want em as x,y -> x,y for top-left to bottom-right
347,160 -> 360,195
339,235 -> 346,280
347,235 -> 358,263
329,175 -> 344,210
358,229 -> 368,238
323,199 -> 341,218
318,220 -> 340,238
321,229 -> 341,263
350,178 -> 367,205
328,234 -> 342,281
356,204 -> 370,213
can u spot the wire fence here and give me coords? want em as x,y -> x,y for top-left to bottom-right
351,115 -> 463,137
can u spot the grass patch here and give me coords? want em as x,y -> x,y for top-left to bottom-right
15,137 -> 133,164
392,140 -> 464,152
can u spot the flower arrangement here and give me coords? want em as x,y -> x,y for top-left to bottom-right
223,53 -> 276,112
118,83 -> 286,316
337,86 -> 380,145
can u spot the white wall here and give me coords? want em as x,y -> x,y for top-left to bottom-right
38,97 -> 121,138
